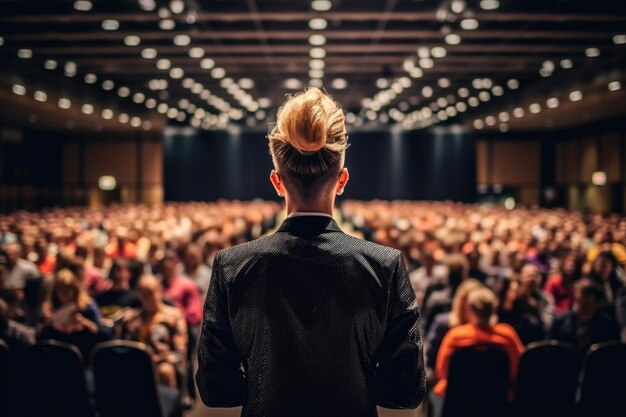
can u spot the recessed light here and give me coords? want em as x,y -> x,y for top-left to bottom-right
102,80 -> 115,90
460,18 -> 479,30
44,59 -> 57,70
170,0 -> 185,14
17,48 -> 33,59
58,98 -> 71,109
133,92 -> 146,103
529,103 -> 541,113
309,34 -> 326,46
569,91 -> 582,101
124,35 -> 141,46
480,0 -> 500,11
473,119 -> 484,129
614,34 -> 626,45
141,48 -> 157,59
170,67 -> 184,79
311,1 -> 332,12
239,78 -> 254,89
513,107 -> 525,118
159,19 -> 176,30
445,33 -> 461,45
201,58 -> 215,69
118,86 -> 130,97
12,84 -> 26,95
173,34 -> 191,46
74,1 -> 92,11
546,97 -> 559,108
284,78 -> 302,89
309,59 -> 325,69
118,113 -> 129,123
156,58 -> 171,70
492,86 -> 504,96
431,47 -> 447,58
102,109 -> 114,119
585,47 -> 600,57
189,47 -> 205,58
81,104 -> 94,114
560,59 -> 573,69
309,18 -> 328,30
211,67 -> 226,78
64,61 -> 77,77
608,81 -> 622,91
102,19 -> 119,31
421,86 -> 433,98
34,91 -> 47,102
84,73 -> 97,84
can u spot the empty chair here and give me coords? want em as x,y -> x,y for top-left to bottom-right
579,341 -> 626,417
91,340 -> 180,417
26,340 -> 94,417
515,340 -> 580,417
442,345 -> 510,417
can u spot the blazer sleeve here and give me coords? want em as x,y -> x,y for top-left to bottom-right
195,251 -> 246,407
372,252 -> 427,409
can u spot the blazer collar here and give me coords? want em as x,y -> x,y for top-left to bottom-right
276,215 -> 343,237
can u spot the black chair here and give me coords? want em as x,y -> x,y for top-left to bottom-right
579,341 -> 626,417
514,340 -> 579,417
91,340 -> 181,417
26,340 -> 94,417
0,339 -> 10,417
442,344 -> 510,417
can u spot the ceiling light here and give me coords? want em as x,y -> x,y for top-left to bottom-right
102,80 -> 114,90
309,69 -> 324,78
142,120 -> 153,130
156,59 -> 171,70
182,78 -> 194,88
239,78 -> 254,89
540,68 -> 552,77
332,78 -> 347,90
409,67 -> 424,78
513,107 -> 524,118
284,78 -> 302,89
311,0 -> 332,11
157,103 -> 169,114
569,90 -> 582,101
481,78 -> 492,89
546,97 -> 559,108
468,97 -> 479,107
124,35 -> 141,46
472,78 -> 483,89
211,67 -> 226,78
170,67 -> 184,78
419,58 -> 434,68
585,47 -> 600,57
608,81 -> 622,91
17,48 -> 33,59
189,47 -> 205,58
492,85 -> 504,96
145,98 -> 157,108
141,48 -> 157,59
64,61 -> 77,77
485,115 -> 496,126
130,117 -> 141,127
473,119 -> 484,129
140,0 -> 156,11
421,86 -> 433,98
309,79 -> 323,88
529,103 -> 541,113
480,0 -> 500,10
499,123 -> 509,133
84,73 -> 97,84
458,87 -> 469,97
478,91 -> 491,101
133,92 -> 146,103
157,7 -> 170,18
455,102 -> 467,112
451,1 -> 466,14
220,78 -> 233,88
102,109 -> 114,119
58,98 -> 71,109
118,113 -> 129,123
12,84 -> 26,95
431,47 -> 447,58
560,59 -> 573,69
170,0 -> 185,14
438,78 -> 450,88
614,34 -> 626,45
81,104 -> 94,114
102,19 -> 119,31
398,77 -> 411,88
201,58 -> 215,69
310,47 -> 326,58
309,34 -> 326,46
34,90 -> 47,102
74,1 -> 92,11
437,97 -> 448,107
498,112 -> 510,122
43,60 -> 57,70
159,19 -> 176,30
542,60 -> 555,71
117,86 -> 130,97
460,18 -> 479,30
445,33 -> 461,45
309,18 -> 328,30
173,34 -> 191,46
258,97 -> 271,108
310,59 -> 325,69
0,36 -> 3,46
166,108 -> 178,118
504,79 -> 518,90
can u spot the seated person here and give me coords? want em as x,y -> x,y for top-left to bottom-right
551,279 -> 620,354
0,295 -> 36,351
497,277 -> 545,345
37,268 -> 108,359
431,287 -> 524,417
545,251 -> 580,314
116,274 -> 188,388
96,258 -> 140,324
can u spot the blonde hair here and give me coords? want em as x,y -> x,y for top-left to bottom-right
136,274 -> 162,293
449,278 -> 484,327
48,268 -> 91,311
268,87 -> 348,177
467,287 -> 498,324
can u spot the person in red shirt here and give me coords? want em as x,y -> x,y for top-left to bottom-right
545,251 -> 580,314
431,287 -> 524,416
158,251 -> 202,328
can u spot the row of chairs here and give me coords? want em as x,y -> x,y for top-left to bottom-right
0,339 -> 182,417
440,340 -> 626,417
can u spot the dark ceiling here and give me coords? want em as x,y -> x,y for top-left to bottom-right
0,0 -> 625,133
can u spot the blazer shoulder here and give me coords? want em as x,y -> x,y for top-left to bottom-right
213,234 -> 279,266
337,233 -> 403,269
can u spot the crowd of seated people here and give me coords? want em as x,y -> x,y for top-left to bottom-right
0,200 -> 280,411
342,200 -> 626,414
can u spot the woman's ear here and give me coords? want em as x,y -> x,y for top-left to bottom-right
269,170 -> 285,197
336,168 -> 349,195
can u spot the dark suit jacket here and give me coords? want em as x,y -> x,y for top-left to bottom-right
196,215 -> 426,417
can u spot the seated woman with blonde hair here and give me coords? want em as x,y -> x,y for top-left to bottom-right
115,274 -> 188,388
38,268 -> 107,359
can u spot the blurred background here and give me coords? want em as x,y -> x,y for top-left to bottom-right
1,1 -> 626,417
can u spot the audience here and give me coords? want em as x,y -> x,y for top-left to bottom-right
95,257 -> 140,322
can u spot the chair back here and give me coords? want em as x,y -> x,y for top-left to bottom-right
442,344 -> 510,417
0,340 -> 10,416
515,340 -> 579,417
579,341 -> 626,417
26,340 -> 94,417
91,340 -> 164,417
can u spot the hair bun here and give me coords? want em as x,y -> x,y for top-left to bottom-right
275,87 -> 338,154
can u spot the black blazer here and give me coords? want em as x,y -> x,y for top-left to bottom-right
196,215 -> 426,417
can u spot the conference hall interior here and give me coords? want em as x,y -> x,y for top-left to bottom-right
1,1 -> 625,416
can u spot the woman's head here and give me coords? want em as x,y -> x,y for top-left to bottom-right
268,88 -> 349,206
136,274 -> 163,314
467,287 -> 498,325
49,268 -> 90,310
449,278 -> 484,327
109,257 -> 131,286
